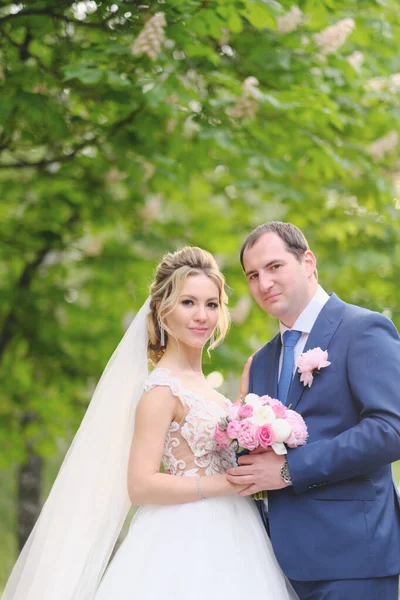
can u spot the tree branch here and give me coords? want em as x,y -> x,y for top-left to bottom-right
1,29 -> 59,76
0,104 -> 146,169
108,104 -> 145,137
0,9 -> 116,29
0,132 -> 12,152
0,212 -> 80,364
193,0 -> 212,15
0,138 -> 98,169
0,246 -> 49,361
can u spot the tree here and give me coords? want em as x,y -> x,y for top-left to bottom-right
1,0 -> 400,581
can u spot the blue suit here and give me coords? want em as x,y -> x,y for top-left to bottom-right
249,294 -> 400,594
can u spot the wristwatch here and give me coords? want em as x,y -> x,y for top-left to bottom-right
280,459 -> 292,486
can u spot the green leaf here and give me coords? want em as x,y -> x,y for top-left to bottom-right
63,65 -> 103,85
107,71 -> 132,90
243,1 -> 276,29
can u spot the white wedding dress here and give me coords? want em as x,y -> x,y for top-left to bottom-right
94,368 -> 296,600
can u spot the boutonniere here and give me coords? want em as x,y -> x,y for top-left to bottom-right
296,347 -> 331,388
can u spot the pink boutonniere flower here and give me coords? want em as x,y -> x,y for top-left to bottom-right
296,347 -> 331,388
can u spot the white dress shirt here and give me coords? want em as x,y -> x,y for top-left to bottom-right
278,285 -> 330,377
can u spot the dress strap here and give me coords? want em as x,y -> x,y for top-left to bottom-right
143,368 -> 187,406
143,368 -> 229,413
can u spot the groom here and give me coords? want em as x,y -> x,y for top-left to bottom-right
227,222 -> 400,599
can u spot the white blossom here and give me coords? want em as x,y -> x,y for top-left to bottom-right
243,76 -> 260,95
183,115 -> 201,138
184,69 -> 208,98
277,6 -> 303,35
271,419 -> 292,443
366,77 -> 387,92
366,73 -> 400,93
229,77 -> 260,120
84,236 -> 104,257
142,160 -> 155,182
132,12 -> 166,61
314,18 -> 355,55
393,173 -> 400,196
221,44 -> 234,57
389,73 -> 400,91
347,50 -> 363,71
367,131 -> 399,162
231,296 -> 252,324
251,405 -> 276,426
140,195 -> 162,222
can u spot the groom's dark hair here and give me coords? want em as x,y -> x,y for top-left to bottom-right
240,221 -> 311,270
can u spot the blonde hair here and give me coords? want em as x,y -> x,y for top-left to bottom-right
147,247 -> 230,364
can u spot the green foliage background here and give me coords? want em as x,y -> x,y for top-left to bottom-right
1,0 -> 400,589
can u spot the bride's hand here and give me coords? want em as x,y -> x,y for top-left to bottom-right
237,353 -> 255,402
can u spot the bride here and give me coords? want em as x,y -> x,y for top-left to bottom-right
2,246 -> 296,600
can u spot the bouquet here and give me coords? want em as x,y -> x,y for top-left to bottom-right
214,393 -> 308,499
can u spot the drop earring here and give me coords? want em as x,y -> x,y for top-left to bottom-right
160,325 -> 165,347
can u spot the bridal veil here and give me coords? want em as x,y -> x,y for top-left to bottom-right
1,299 -> 151,600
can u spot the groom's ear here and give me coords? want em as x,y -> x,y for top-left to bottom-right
303,250 -> 317,280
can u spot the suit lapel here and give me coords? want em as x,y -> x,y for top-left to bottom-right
286,293 -> 345,412
267,334 -> 281,398
254,334 -> 281,397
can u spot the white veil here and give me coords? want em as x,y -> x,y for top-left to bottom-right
2,298 -> 151,600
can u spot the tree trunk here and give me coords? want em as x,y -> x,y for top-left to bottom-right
17,445 -> 43,551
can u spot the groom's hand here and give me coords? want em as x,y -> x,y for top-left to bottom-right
226,450 -> 288,495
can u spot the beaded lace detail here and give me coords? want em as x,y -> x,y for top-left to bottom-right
143,368 -> 236,476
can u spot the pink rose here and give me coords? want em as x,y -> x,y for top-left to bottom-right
228,402 -> 241,420
214,424 -> 231,449
256,423 -> 276,448
237,421 -> 258,451
226,420 -> 241,439
285,410 -> 308,447
238,404 -> 253,419
269,398 -> 287,418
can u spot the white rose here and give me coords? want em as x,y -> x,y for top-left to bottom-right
272,419 -> 292,443
244,393 -> 263,409
251,405 -> 276,426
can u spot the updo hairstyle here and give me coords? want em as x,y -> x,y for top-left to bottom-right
147,247 -> 230,364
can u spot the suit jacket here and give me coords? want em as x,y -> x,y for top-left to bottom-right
249,293 -> 400,581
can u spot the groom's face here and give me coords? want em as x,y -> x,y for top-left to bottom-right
242,232 -> 316,327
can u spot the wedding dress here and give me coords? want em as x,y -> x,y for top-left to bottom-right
94,367 -> 296,600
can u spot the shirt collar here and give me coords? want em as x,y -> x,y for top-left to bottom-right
280,285 -> 330,340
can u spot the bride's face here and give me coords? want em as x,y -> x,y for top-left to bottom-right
165,273 -> 220,350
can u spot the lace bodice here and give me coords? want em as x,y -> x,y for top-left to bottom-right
142,368 -> 236,477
